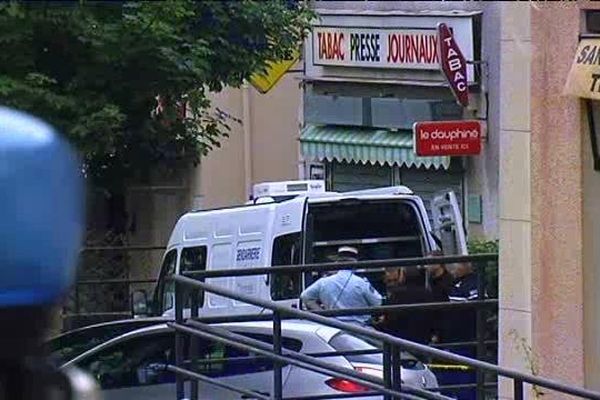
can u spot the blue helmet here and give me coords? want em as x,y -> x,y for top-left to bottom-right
0,107 -> 84,307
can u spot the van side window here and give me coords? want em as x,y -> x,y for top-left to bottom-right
180,246 -> 207,274
271,233 -> 301,301
180,246 -> 208,307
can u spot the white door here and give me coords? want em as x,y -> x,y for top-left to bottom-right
270,197 -> 307,309
431,190 -> 468,256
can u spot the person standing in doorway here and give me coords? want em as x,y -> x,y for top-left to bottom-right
300,246 -> 382,328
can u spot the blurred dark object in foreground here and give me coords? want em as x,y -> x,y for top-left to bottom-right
0,107 -> 97,399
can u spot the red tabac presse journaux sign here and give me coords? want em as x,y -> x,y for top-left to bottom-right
413,120 -> 483,157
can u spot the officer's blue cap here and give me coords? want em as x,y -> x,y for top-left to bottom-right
0,107 -> 84,307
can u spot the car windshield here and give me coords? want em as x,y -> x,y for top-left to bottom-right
44,320 -> 163,366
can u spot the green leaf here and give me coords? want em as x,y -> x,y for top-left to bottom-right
0,0 -> 314,189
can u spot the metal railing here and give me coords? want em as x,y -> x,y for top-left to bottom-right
168,254 -> 600,400
188,253 -> 497,398
62,245 -> 163,330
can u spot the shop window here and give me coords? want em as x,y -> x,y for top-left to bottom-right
586,100 -> 600,171
329,161 -> 393,192
309,163 -> 325,180
398,165 -> 464,219
586,11 -> 600,34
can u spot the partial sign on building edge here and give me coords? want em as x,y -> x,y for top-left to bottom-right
437,23 -> 469,107
249,49 -> 301,94
413,120 -> 483,156
564,38 -> 600,100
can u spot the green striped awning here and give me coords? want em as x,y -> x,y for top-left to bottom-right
300,124 -> 451,170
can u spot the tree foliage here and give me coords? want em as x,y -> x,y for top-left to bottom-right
0,1 -> 313,190
468,238 -> 499,298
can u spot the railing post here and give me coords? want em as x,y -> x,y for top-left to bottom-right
392,344 -> 402,400
383,343 -> 392,400
175,281 -> 185,400
476,261 -> 487,400
273,310 -> 283,400
190,288 -> 199,400
514,379 -> 524,400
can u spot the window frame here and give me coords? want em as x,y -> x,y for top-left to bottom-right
179,246 -> 208,308
270,233 -> 303,301
154,249 -> 178,315
76,332 -> 176,390
45,320 -> 161,366
73,328 -> 303,389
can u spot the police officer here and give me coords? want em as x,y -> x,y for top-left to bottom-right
445,262 -> 483,400
449,262 -> 480,303
300,246 -> 382,327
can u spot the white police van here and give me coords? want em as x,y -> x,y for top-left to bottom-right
146,180 -> 467,317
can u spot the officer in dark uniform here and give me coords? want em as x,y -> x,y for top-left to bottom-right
424,251 -> 454,345
376,267 -> 438,344
449,262 -> 480,303
445,262 -> 483,400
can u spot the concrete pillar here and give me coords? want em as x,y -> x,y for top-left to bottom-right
498,3 -> 534,398
529,5 -> 585,395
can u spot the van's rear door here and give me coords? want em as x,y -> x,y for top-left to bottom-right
431,190 -> 468,255
270,196 -> 307,309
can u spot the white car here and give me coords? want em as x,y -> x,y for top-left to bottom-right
52,320 -> 438,399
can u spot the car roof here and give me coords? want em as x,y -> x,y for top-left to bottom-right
47,317 -> 170,341
222,320 -> 341,342
86,319 -> 341,340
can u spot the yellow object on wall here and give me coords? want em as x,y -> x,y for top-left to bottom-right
250,50 -> 300,94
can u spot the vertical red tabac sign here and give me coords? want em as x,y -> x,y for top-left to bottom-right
438,23 -> 469,107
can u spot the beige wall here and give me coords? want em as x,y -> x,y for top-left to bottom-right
193,88 -> 246,209
193,71 -> 303,209
498,3 -> 534,397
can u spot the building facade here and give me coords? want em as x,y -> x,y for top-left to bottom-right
190,1 -> 503,244
123,1 -> 600,397
301,1 -> 500,241
299,2 -> 600,396
499,1 -> 600,397
193,71 -> 305,210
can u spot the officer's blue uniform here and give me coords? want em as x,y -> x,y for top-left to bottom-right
439,272 -> 482,400
300,270 -> 382,326
448,273 -> 480,302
